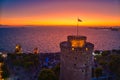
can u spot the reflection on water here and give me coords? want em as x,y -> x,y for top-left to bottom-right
0,27 -> 120,53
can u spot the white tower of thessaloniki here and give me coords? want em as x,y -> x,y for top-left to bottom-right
60,35 -> 94,80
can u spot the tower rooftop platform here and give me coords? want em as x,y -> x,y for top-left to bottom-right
60,35 -> 94,49
68,35 -> 87,42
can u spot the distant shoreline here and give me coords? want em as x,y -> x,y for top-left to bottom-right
89,27 -> 120,31
0,25 -> 120,28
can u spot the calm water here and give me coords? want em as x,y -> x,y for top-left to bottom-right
0,26 -> 120,53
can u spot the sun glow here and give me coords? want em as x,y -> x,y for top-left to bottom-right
0,0 -> 120,27
1,16 -> 119,26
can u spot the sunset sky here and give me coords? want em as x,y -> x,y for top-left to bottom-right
0,0 -> 120,27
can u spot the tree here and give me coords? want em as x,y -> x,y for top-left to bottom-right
38,69 -> 57,80
94,67 -> 102,80
9,54 -> 40,70
109,54 -> 120,80
101,50 -> 110,56
1,63 -> 10,79
52,63 -> 60,80
0,55 -> 4,62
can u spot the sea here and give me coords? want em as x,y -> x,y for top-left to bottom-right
0,26 -> 120,53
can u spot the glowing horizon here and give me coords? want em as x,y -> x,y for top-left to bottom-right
0,0 -> 120,27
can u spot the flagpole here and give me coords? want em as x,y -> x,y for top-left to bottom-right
77,20 -> 78,36
77,18 -> 82,36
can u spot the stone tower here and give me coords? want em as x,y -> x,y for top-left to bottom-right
60,35 -> 94,80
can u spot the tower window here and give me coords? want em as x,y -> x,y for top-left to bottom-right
75,57 -> 77,60
74,64 -> 76,67
72,48 -> 74,50
86,56 -> 89,59
86,48 -> 88,51
82,70 -> 84,72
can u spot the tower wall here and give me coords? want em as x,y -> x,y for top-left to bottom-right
60,36 -> 94,80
